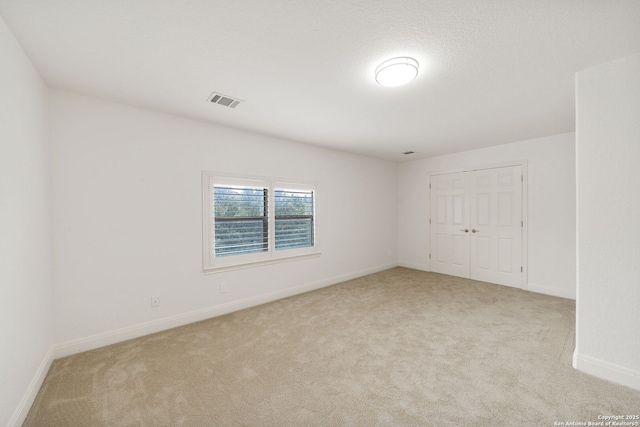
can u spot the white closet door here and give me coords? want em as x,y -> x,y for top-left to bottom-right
429,165 -> 523,289
469,166 -> 522,288
430,172 -> 470,278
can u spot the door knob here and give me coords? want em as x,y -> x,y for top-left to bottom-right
472,229 -> 480,233
460,229 -> 469,233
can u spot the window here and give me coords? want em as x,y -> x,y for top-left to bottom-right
275,189 -> 314,250
203,172 -> 318,272
214,185 -> 268,257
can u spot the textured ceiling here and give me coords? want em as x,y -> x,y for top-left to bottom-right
1,0 -> 639,161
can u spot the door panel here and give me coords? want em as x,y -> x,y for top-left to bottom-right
476,236 -> 491,270
430,172 -> 470,278
452,195 -> 464,224
498,192 -> 513,226
476,192 -> 491,225
469,166 -> 522,288
435,233 -> 448,263
498,238 -> 513,273
436,195 -> 447,224
452,234 -> 467,267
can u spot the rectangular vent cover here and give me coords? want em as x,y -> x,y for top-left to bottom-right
207,92 -> 243,109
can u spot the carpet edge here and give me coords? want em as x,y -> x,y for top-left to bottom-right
8,344 -> 55,427
53,262 -> 398,359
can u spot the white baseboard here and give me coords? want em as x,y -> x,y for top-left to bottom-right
9,344 -> 55,427
526,282 -> 576,300
397,267 -> 576,300
574,352 -> 640,391
55,262 -> 398,358
398,261 -> 430,272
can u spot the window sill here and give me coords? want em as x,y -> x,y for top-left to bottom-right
203,252 -> 321,274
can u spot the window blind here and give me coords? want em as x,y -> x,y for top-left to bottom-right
274,189 -> 314,250
213,186 -> 268,257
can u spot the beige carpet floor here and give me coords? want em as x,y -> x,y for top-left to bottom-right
24,268 -> 640,426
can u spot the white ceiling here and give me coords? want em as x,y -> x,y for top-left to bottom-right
1,1 -> 639,162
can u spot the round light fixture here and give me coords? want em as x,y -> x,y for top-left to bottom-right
375,57 -> 419,87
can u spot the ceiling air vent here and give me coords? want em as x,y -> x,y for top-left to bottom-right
207,92 -> 243,108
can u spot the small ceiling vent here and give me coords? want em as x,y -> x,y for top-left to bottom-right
207,92 -> 243,108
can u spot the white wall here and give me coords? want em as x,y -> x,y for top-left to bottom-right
398,132 -> 576,299
50,90 -> 398,348
0,17 -> 54,426
575,53 -> 640,390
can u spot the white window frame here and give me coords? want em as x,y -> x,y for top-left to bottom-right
202,171 -> 319,273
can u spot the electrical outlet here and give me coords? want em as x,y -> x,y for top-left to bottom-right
151,296 -> 159,307
220,282 -> 228,294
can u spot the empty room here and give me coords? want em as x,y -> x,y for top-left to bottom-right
2,0 -> 640,425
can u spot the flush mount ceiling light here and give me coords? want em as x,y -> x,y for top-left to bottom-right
375,57 -> 419,87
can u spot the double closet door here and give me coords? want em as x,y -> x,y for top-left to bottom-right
430,165 -> 523,288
